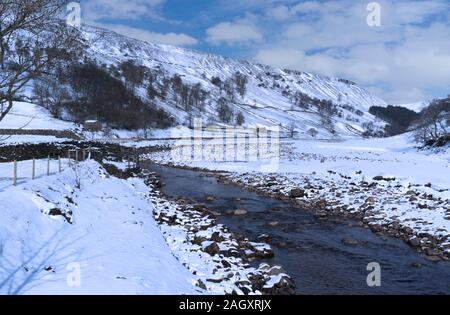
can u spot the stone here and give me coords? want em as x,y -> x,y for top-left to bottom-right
234,209 -> 248,215
342,238 -> 359,246
269,221 -> 280,227
221,259 -> 232,268
211,232 -> 224,243
426,255 -> 442,262
408,237 -> 420,247
267,265 -> 285,276
192,204 -> 206,211
205,195 -> 216,201
203,241 -> 220,256
411,262 -> 423,268
256,234 -> 272,243
365,197 -> 376,204
289,188 -> 306,198
406,190 -> 416,195
262,275 -> 296,295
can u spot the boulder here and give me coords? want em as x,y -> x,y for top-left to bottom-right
203,241 -> 220,256
289,188 -> 306,198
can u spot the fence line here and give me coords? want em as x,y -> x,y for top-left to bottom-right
9,148 -> 92,186
3,147 -> 140,187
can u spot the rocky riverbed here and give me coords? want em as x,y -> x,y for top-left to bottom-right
212,171 -> 450,262
137,169 -> 296,295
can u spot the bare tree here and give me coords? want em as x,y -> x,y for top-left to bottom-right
217,97 -> 234,123
0,0 -> 81,122
307,128 -> 318,138
235,111 -> 245,125
287,122 -> 296,138
413,98 -> 450,145
233,72 -> 248,97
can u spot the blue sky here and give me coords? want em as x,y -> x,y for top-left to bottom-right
80,0 -> 450,104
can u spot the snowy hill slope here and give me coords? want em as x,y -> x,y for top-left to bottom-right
396,101 -> 430,113
81,25 -> 387,138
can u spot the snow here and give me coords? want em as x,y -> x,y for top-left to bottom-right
0,160 -> 200,294
0,102 -> 77,131
397,101 -> 429,113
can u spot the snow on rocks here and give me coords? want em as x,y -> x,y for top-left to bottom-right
215,169 -> 450,260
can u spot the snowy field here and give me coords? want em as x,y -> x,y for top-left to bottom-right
0,102 -> 77,145
144,134 -> 450,256
0,102 -> 76,131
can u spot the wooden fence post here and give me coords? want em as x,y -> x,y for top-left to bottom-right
47,156 -> 50,175
32,158 -> 35,180
75,150 -> 79,162
68,150 -> 71,167
58,156 -> 61,172
13,160 -> 17,186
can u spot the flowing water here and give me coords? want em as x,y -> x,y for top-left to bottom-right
144,163 -> 450,295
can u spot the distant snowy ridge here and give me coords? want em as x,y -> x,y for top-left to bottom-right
80,25 -> 387,138
396,101 -> 430,113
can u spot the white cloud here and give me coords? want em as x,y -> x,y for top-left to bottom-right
83,0 -> 165,21
266,5 -> 293,21
81,1 -> 197,47
206,21 -> 263,45
97,24 -> 198,46
253,0 -> 450,103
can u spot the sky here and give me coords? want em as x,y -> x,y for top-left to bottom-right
78,0 -> 450,104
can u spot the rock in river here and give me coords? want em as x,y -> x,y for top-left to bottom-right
234,209 -> 248,215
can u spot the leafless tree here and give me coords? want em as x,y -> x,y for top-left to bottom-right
307,128 -> 318,138
413,98 -> 450,144
0,0 -> 81,122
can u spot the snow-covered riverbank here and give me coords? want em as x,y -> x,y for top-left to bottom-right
0,160 -> 199,294
0,159 -> 294,294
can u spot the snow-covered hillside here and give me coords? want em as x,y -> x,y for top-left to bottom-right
81,25 -> 386,138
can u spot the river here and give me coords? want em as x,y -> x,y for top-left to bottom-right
144,162 -> 450,295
